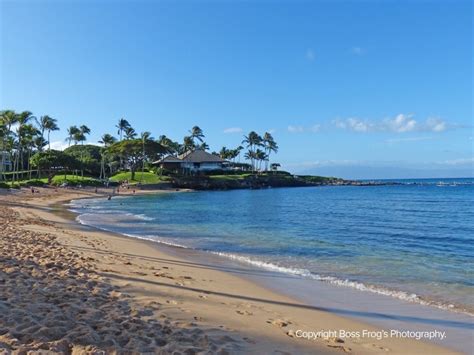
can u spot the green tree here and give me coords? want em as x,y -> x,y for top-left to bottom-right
0,110 -> 17,181
124,126 -> 137,140
263,132 -> 278,171
116,118 -> 130,141
37,115 -> 59,150
107,139 -> 166,180
98,133 -> 118,179
189,126 -> 205,147
30,149 -> 79,182
66,126 -> 80,146
242,131 -> 263,171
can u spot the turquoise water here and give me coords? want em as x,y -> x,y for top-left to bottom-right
70,178 -> 474,314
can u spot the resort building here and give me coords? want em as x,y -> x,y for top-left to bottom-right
154,149 -> 227,173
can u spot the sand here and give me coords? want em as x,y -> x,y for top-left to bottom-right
0,186 -> 461,354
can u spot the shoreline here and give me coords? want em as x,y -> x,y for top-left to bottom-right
71,194 -> 473,318
0,187 -> 464,354
69,190 -> 474,353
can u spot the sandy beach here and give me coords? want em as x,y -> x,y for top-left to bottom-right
0,187 -> 461,354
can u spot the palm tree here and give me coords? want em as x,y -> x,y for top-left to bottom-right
263,132 -> 278,171
198,142 -> 209,150
182,136 -> 195,154
242,131 -> 262,171
124,126 -> 137,140
219,146 -> 230,159
14,111 -> 36,180
189,126 -> 205,147
37,115 -> 59,150
116,118 -> 130,141
140,131 -> 152,182
66,126 -> 80,146
99,133 -> 117,147
20,124 -> 40,179
158,135 -> 179,154
79,125 -> 91,141
98,134 -> 117,179
0,110 -> 17,181
255,148 -> 268,171
74,125 -> 90,178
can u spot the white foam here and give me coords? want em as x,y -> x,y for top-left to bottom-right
211,252 -> 474,316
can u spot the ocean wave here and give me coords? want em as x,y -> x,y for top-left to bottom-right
73,210 -> 473,317
122,233 -> 189,249
211,252 -> 474,316
125,213 -> 155,221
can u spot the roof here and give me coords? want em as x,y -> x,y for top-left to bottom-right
178,149 -> 225,163
153,155 -> 183,164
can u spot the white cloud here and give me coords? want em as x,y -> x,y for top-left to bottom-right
334,114 -> 450,133
310,124 -> 321,132
306,48 -> 315,61
425,117 -> 446,132
385,114 -> 417,132
49,140 -> 69,151
288,125 -> 305,133
223,127 -> 243,134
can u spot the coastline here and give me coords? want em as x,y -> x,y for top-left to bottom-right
0,187 -> 464,354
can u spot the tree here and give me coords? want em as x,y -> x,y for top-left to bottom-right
242,131 -> 263,172
72,125 -> 91,177
66,126 -> 80,146
0,110 -> 17,181
255,148 -> 268,171
181,136 -> 195,154
124,126 -> 137,140
98,134 -> 118,179
30,150 -> 79,182
263,132 -> 278,171
116,118 -> 130,141
14,111 -> 36,181
270,163 -> 281,173
64,145 -> 102,177
189,126 -> 205,147
99,133 -> 117,147
158,135 -> 180,155
107,139 -> 167,180
37,115 -> 59,150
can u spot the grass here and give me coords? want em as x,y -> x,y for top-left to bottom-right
0,175 -> 103,188
109,171 -> 170,185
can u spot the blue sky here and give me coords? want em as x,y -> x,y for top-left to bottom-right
1,0 -> 472,179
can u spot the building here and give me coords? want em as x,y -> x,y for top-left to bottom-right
0,151 -> 12,172
154,149 -> 227,173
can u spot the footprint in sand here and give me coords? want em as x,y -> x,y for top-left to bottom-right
236,310 -> 253,316
327,344 -> 352,353
267,319 -> 291,328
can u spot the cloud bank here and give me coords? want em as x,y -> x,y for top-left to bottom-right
333,114 -> 449,133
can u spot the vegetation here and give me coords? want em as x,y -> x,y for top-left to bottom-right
109,171 -> 171,185
1,108 -> 343,190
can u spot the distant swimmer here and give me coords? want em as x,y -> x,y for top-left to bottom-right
107,195 -> 112,200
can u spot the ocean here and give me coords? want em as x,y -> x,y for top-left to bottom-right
69,178 -> 474,316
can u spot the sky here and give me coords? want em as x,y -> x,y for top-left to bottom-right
1,0 -> 472,179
